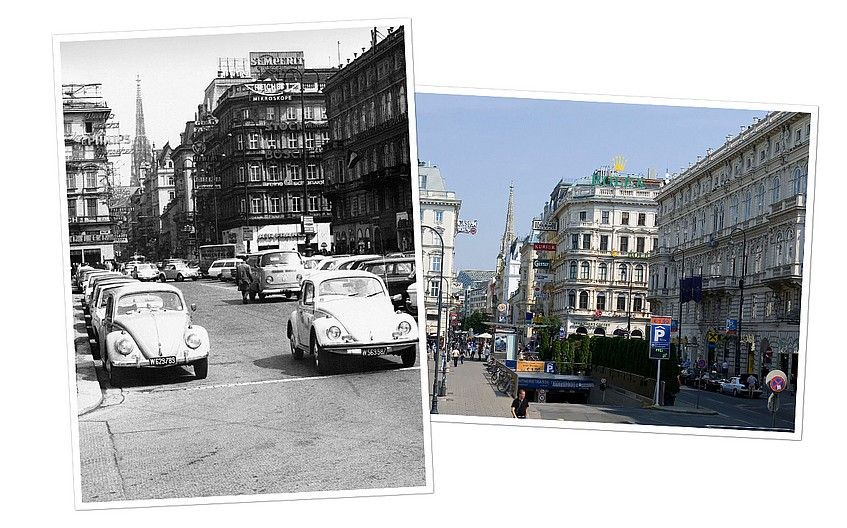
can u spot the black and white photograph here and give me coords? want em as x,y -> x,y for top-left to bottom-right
54,19 -> 431,506
417,88 -> 815,439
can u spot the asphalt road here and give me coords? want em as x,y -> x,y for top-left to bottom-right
78,279 -> 426,502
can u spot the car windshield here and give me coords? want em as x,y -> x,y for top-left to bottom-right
260,252 -> 300,267
138,264 -> 156,270
116,292 -> 183,314
318,277 -> 384,300
303,260 -> 321,269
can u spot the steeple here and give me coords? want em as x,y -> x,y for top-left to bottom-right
130,75 -> 152,187
499,182 -> 515,257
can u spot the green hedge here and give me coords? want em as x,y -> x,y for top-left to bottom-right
590,337 -> 680,394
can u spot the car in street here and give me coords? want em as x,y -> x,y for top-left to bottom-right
158,262 -> 200,282
132,263 -> 160,281
332,254 -> 382,271
720,375 -> 763,398
83,272 -> 124,311
286,270 -> 418,374
99,282 -> 210,387
208,258 -> 242,280
245,250 -> 304,300
357,257 -> 417,311
405,280 -> 418,316
302,255 -> 328,275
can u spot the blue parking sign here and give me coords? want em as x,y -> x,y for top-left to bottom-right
650,324 -> 672,348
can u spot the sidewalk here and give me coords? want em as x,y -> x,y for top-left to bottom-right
427,356 -> 515,419
73,296 -> 103,415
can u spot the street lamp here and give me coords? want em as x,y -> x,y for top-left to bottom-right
671,247 -> 685,360
729,226 -> 748,377
421,224 -> 444,414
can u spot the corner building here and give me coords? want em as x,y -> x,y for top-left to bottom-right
548,171 -> 662,338
647,112 -> 811,381
322,26 -> 414,255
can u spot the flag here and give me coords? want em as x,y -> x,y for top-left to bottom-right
679,277 -> 692,303
346,150 -> 361,169
691,276 -> 703,303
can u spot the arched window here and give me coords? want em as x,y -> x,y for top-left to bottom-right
598,263 -> 608,282
569,261 -> 577,279
744,189 -> 752,220
794,167 -> 806,195
619,263 -> 629,282
713,205 -> 720,232
772,175 -> 781,203
635,264 -> 645,283
580,261 -> 590,279
596,293 -> 606,311
567,290 -> 576,308
579,291 -> 589,309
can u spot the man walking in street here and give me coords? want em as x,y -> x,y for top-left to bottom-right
452,347 -> 460,367
235,259 -> 254,304
511,389 -> 529,419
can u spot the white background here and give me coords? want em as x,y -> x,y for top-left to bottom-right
2,1 -> 843,525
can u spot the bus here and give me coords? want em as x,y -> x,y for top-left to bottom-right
198,244 -> 238,276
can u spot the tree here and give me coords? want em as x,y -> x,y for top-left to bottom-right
460,310 -> 489,335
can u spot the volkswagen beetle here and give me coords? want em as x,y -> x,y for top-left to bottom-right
99,283 -> 209,387
287,270 -> 418,374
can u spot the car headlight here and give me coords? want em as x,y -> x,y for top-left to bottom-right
185,332 -> 202,349
116,337 -> 134,355
397,321 -> 412,335
266,276 -> 274,283
326,326 -> 341,340
296,273 -> 303,283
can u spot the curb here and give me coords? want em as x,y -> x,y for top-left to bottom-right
646,404 -> 719,416
74,302 -> 104,416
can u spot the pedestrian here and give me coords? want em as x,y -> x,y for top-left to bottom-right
459,347 -> 465,365
721,360 -> 729,377
746,373 -> 757,398
484,343 -> 491,362
452,347 -> 460,367
511,389 -> 529,419
235,259 -> 254,304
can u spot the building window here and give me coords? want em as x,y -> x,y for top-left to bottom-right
428,279 -> 440,298
760,149 -> 766,162
308,195 -> 320,212
637,212 -> 646,226
267,164 -> 280,181
249,164 -> 260,181
266,107 -> 275,121
619,236 -> 629,253
306,164 -> 318,180
601,210 -> 610,224
579,211 -> 587,221
579,291 -> 589,309
66,172 -> 76,190
288,165 -> 302,181
286,106 -> 297,120
600,235 -> 609,251
251,197 -> 261,214
635,264 -> 645,283
569,261 -> 577,279
168,191 -> 175,202
304,106 -> 314,120
582,234 -> 591,249
236,135 -> 244,150
619,263 -> 628,282
795,129 -> 802,144
636,237 -> 645,253
772,176 -> 781,203
435,210 -> 444,224
241,109 -> 250,120
580,261 -> 590,279
65,145 -> 74,161
240,198 -> 245,214
596,293 -> 606,311
793,167 -> 806,195
598,263 -> 608,281
571,234 -> 579,250
287,133 -> 299,149
617,295 -> 627,311
248,133 -> 259,149
84,121 -> 94,134
64,122 -> 73,136
430,254 -> 442,272
237,166 -> 245,183
305,131 -> 315,149
84,171 -> 97,188
621,212 -> 630,225
633,297 -> 643,312
568,291 -> 576,308
756,183 -> 765,215
290,195 -> 302,212
744,190 -> 752,220
269,197 -> 281,213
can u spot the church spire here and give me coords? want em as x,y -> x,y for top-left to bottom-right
499,182 -> 515,256
130,74 -> 152,187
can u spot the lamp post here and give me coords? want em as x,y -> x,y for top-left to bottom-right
421,224 -> 444,414
729,226 -> 747,376
626,261 -> 634,338
671,248 -> 685,361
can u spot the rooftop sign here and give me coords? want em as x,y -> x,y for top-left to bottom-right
249,51 -> 305,77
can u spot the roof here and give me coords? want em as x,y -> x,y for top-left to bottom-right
248,249 -> 301,255
110,282 -> 183,297
304,270 -> 384,283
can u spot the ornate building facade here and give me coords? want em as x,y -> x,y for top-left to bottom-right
647,112 -> 811,381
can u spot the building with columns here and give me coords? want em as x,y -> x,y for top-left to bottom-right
647,111 -> 811,381
547,164 -> 662,338
418,161 -> 462,337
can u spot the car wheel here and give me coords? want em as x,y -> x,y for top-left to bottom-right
91,333 -> 101,360
159,275 -> 166,283
289,329 -> 303,360
258,293 -> 266,301
193,358 -> 208,379
249,291 -> 257,302
312,337 -> 334,375
192,277 -> 198,281
733,389 -> 738,397
284,292 -> 291,300
400,347 -> 416,368
176,274 -> 184,282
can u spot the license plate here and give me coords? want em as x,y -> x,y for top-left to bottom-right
364,348 -> 388,356
149,356 -> 176,366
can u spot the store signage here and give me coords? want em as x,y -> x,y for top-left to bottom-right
533,242 -> 556,252
516,361 -> 546,372
69,233 -> 115,244
532,219 -> 558,232
257,232 -> 303,241
535,273 -> 553,283
249,51 -> 305,77
533,259 -> 551,269
302,215 -> 315,234
591,157 -> 646,189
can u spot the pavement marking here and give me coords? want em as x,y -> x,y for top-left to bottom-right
147,366 -> 421,393
190,281 -> 236,292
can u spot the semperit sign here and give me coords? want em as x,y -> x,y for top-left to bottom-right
249,51 -> 305,77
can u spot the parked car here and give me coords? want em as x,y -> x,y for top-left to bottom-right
720,375 -> 763,398
245,250 -> 304,300
73,265 -> 95,292
287,270 -> 418,374
158,262 -> 200,282
99,283 -> 209,387
406,280 -> 418,316
332,254 -> 382,271
207,258 -> 241,280
88,279 -> 138,356
131,263 -> 160,281
696,372 -> 724,391
83,272 -> 124,311
357,257 -> 417,311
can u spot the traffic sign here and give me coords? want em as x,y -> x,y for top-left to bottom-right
497,303 -> 507,313
545,362 -> 556,374
726,318 -> 738,335
696,358 -> 707,370
765,369 -> 788,393
558,326 -> 565,339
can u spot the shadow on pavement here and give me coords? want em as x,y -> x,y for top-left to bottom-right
95,362 -> 200,390
219,297 -> 296,306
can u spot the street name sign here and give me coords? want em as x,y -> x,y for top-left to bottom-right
532,219 -> 559,232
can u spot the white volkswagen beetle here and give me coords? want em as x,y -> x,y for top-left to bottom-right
287,270 -> 418,374
99,283 -> 210,387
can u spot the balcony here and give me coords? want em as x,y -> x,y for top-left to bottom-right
762,263 -> 803,289
768,194 -> 806,217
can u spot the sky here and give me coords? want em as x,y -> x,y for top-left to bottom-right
414,93 -> 767,271
60,24 -> 390,185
